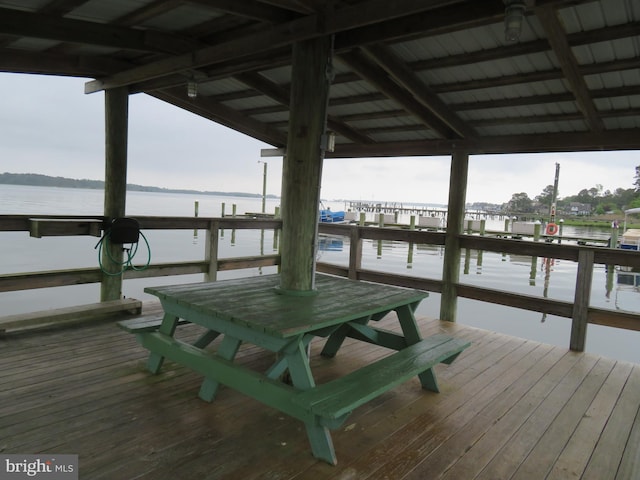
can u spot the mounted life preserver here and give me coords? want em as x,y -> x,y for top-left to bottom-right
546,222 -> 559,235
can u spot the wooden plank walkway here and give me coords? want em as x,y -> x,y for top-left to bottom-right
0,304 -> 638,479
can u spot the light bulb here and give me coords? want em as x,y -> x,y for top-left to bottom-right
504,1 -> 526,42
187,80 -> 198,98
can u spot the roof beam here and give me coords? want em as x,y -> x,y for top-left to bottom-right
115,0 -> 187,27
235,71 -> 374,144
535,4 -> 604,132
338,49 -> 456,139
84,0 -> 461,93
38,0 -> 91,15
150,87 -> 288,147
0,48 -> 131,77
188,0 -> 296,23
327,129 -> 640,157
0,7 -> 191,54
363,44 -> 474,138
429,57 -> 640,94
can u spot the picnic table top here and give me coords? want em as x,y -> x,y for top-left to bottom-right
144,274 -> 428,338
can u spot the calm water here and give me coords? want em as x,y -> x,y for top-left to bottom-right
1,184 -> 639,363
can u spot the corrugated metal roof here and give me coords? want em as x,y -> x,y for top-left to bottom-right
0,0 -> 638,156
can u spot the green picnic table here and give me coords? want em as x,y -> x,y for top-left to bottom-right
119,273 -> 469,465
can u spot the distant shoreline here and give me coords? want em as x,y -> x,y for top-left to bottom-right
0,172 -> 279,200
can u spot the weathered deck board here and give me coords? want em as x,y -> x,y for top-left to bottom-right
0,303 -> 638,480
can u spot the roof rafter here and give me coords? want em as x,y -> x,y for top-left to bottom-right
363,44 -> 474,138
235,71 -> 374,144
535,4 -> 604,132
328,129 -> 640,158
338,50 -> 457,139
188,0 -> 296,23
151,86 -> 287,147
0,7 -> 194,54
0,48 -> 131,77
38,0 -> 90,15
83,0 -> 464,93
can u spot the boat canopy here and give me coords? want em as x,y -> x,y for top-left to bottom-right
623,207 -> 640,232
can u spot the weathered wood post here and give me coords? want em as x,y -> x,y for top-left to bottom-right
440,151 -> 469,322
205,220 -> 220,282
571,249 -> 594,351
280,36 -> 333,293
100,86 -> 129,302
348,225 -> 362,280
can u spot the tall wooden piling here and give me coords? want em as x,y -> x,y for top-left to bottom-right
100,86 -> 129,302
280,36 -> 333,293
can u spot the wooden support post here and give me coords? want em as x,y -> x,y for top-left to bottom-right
205,220 -> 220,282
440,151 -> 469,322
348,226 -> 362,280
610,223 -> 619,248
100,86 -> 129,302
280,36 -> 333,293
571,249 -> 594,351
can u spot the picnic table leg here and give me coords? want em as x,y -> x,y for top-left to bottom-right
265,334 -> 313,380
146,313 -> 180,374
395,304 -> 439,392
286,341 -> 337,465
192,329 -> 221,349
320,315 -> 370,358
199,335 -> 241,402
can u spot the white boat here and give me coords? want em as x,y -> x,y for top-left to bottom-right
621,208 -> 640,250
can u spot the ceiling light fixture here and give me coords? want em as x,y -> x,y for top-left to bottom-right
187,77 -> 198,98
504,0 -> 526,42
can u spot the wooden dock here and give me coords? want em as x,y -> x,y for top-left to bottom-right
1,304 -> 638,479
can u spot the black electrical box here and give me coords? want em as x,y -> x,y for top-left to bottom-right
109,218 -> 140,244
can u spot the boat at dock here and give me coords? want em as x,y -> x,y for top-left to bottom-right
620,207 -> 640,250
320,208 -> 346,223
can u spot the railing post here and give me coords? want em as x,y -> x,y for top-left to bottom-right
570,248 -> 594,351
348,225 -> 362,280
205,220 -> 220,282
440,151 -> 469,322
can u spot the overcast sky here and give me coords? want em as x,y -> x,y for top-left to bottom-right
1,72 -> 638,206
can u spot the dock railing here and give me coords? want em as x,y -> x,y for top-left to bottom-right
1,214 -> 639,352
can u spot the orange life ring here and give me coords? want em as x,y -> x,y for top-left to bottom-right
546,222 -> 558,235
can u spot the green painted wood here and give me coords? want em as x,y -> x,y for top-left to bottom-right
293,334 -> 470,422
144,274 -> 428,339
138,331 -> 311,421
346,322 -> 408,351
199,335 -> 241,402
138,273 -> 433,465
117,315 -> 189,333
146,313 -> 180,374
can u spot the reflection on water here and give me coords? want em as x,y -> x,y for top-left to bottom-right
2,184 -> 638,363
316,232 -> 640,364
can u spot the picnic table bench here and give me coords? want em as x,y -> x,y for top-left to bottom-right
118,274 -> 470,465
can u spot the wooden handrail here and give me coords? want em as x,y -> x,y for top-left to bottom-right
1,215 -> 639,348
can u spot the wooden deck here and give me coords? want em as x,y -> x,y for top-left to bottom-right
1,304 -> 639,480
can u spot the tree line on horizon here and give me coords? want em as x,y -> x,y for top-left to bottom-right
499,165 -> 640,215
0,172 -> 278,199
